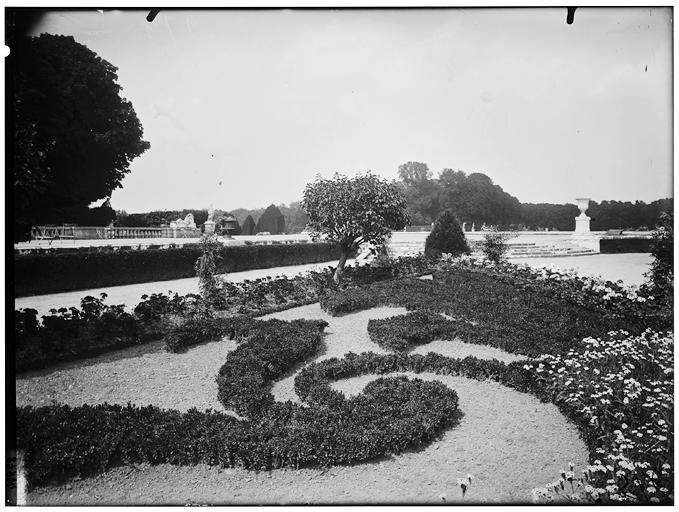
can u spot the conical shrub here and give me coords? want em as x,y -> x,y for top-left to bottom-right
424,210 -> 470,258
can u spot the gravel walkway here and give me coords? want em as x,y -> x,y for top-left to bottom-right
17,338 -> 237,414
19,303 -> 588,505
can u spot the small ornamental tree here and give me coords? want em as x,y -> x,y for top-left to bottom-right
479,227 -> 512,264
242,215 -> 256,236
424,210 -> 470,258
194,235 -> 223,312
302,172 -> 409,283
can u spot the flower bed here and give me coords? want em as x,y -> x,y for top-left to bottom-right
14,255 -> 432,372
17,311 -> 461,488
14,251 -> 672,503
294,328 -> 674,504
526,329 -> 673,504
15,295 -> 151,373
321,259 -> 666,357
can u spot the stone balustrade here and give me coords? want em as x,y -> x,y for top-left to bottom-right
31,225 -> 201,240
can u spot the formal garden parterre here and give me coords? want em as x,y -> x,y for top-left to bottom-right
14,227 -> 673,504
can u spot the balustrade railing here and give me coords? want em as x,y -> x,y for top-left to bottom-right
30,225 -> 201,240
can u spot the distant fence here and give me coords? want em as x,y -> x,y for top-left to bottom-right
31,225 -> 201,240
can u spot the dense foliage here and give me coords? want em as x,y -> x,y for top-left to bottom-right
256,204 -> 286,235
194,235 -> 223,309
241,215 -> 256,235
398,161 -> 441,224
115,203 -> 308,234
15,255 -> 432,371
216,318 -> 328,416
367,311 -> 460,352
15,295 -> 149,372
424,210 -> 470,258
321,259 -> 668,357
528,330 -> 673,504
397,162 -> 672,230
302,172 -> 409,282
295,327 -> 673,505
11,34 -> 150,241
13,241 -> 673,502
15,242 -> 344,296
478,228 -> 513,263
645,211 -> 673,303
17,316 -> 460,487
115,209 -> 208,228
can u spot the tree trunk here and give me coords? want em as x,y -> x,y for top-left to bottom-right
333,250 -> 349,284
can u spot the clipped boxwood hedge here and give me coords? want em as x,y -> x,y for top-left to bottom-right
600,237 -> 651,253
14,242 -> 344,296
367,311 -> 461,352
320,272 -> 624,357
16,317 -> 460,487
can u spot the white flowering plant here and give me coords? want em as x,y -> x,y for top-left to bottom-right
526,329 -> 673,504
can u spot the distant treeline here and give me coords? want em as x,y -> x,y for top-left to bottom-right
520,200 -> 674,231
112,165 -> 671,234
398,161 -> 673,231
115,202 -> 309,234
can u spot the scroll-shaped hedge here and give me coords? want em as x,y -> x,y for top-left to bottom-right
367,311 -> 463,352
320,272 -> 622,356
215,318 -> 329,416
16,319 -> 460,488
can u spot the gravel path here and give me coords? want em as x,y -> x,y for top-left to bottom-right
27,373 -> 586,505
17,338 -> 237,413
20,303 -> 588,505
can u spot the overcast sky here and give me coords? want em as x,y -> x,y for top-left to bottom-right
30,8 -> 672,213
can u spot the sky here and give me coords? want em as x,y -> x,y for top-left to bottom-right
28,7 -> 673,213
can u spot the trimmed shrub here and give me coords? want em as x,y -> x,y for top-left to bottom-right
163,315 -> 257,353
14,242 -> 343,296
216,318 -> 328,416
424,210 -> 470,258
599,237 -> 652,254
256,204 -> 285,235
17,375 -> 459,487
242,215 -> 256,236
367,311 -> 461,352
16,316 -> 459,487
320,269 -> 642,357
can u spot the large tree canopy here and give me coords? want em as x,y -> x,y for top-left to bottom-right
398,161 -> 439,224
400,163 -> 672,231
12,33 -> 150,239
302,172 -> 409,282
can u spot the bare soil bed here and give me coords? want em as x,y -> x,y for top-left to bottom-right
19,303 -> 588,505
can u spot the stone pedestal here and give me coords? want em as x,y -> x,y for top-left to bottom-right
574,198 -> 591,233
203,220 -> 216,235
571,197 -> 599,252
575,215 -> 591,233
